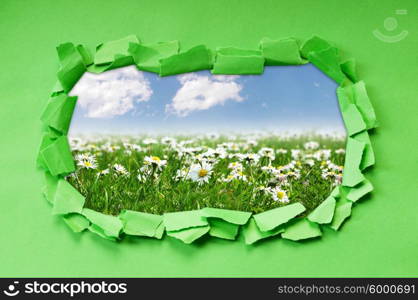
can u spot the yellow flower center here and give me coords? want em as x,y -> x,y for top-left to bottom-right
198,169 -> 208,177
321,161 -> 327,166
85,161 -> 92,167
277,191 -> 285,199
151,156 -> 161,162
296,161 -> 301,167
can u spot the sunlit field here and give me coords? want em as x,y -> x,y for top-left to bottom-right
67,133 -> 346,215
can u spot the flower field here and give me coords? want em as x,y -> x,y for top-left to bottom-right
67,133 -> 346,215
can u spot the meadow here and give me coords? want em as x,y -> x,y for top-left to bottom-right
67,133 -> 346,215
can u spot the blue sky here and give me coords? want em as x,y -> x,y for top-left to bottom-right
68,64 -> 346,136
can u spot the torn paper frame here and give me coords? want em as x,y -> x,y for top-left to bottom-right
37,35 -> 377,245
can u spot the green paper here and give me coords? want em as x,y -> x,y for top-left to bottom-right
300,35 -> 333,59
94,34 -> 139,65
330,200 -> 352,231
3,0 -> 417,278
63,213 -> 90,233
40,94 -> 77,134
200,207 -> 251,225
330,185 -> 341,198
338,82 -> 377,130
282,218 -> 322,241
159,45 -> 212,76
337,87 -> 367,136
308,46 -> 346,84
82,208 -> 123,240
212,47 -> 264,74
129,40 -> 179,73
308,195 -> 336,224
260,37 -> 305,65
52,180 -> 85,215
253,203 -> 306,232
342,138 -> 366,187
163,210 -> 208,231
208,219 -> 240,240
350,81 -> 378,129
40,136 -> 75,176
42,171 -> 58,204
153,222 -> 165,239
56,43 -> 86,92
76,44 -> 93,66
343,104 -> 367,136
167,226 -> 210,244
242,218 -> 284,245
51,80 -> 64,97
352,131 -> 375,170
36,131 -> 59,169
119,210 -> 164,238
346,179 -> 373,202
340,58 -> 358,83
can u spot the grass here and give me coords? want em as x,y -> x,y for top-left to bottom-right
67,133 -> 346,216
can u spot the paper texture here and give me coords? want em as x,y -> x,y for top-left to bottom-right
260,37 -> 305,65
282,218 -> 322,241
253,203 -> 306,232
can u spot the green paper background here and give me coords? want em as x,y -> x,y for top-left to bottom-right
0,0 -> 417,277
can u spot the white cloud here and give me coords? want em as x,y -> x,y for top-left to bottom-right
166,73 -> 243,117
69,66 -> 153,118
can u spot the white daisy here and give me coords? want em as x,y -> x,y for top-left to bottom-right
276,148 -> 288,154
144,156 -> 167,169
75,153 -> 97,169
335,148 -> 346,154
258,147 -> 275,160
269,187 -> 290,204
188,162 -> 213,185
291,149 -> 302,160
304,141 -> 320,150
113,164 -> 129,176
143,138 -> 157,145
97,168 -> 109,176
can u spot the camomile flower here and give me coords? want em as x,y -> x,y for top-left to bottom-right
257,185 -> 269,194
161,137 -> 176,145
286,170 -> 301,179
103,143 -> 120,152
269,187 -> 290,204
143,138 -> 157,145
113,164 -> 129,176
231,170 -> 247,181
75,153 -> 97,169
335,148 -> 346,154
314,149 -> 331,160
276,148 -> 288,154
304,141 -> 320,150
304,159 -> 315,166
188,162 -> 213,185
220,174 -> 235,183
97,168 -> 109,177
237,153 -> 260,164
291,149 -> 302,160
334,173 -> 343,185
131,144 -> 143,152
322,171 -> 336,179
175,167 -> 190,181
228,161 -> 243,171
258,147 -> 275,160
246,140 -> 258,147
144,156 -> 167,169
